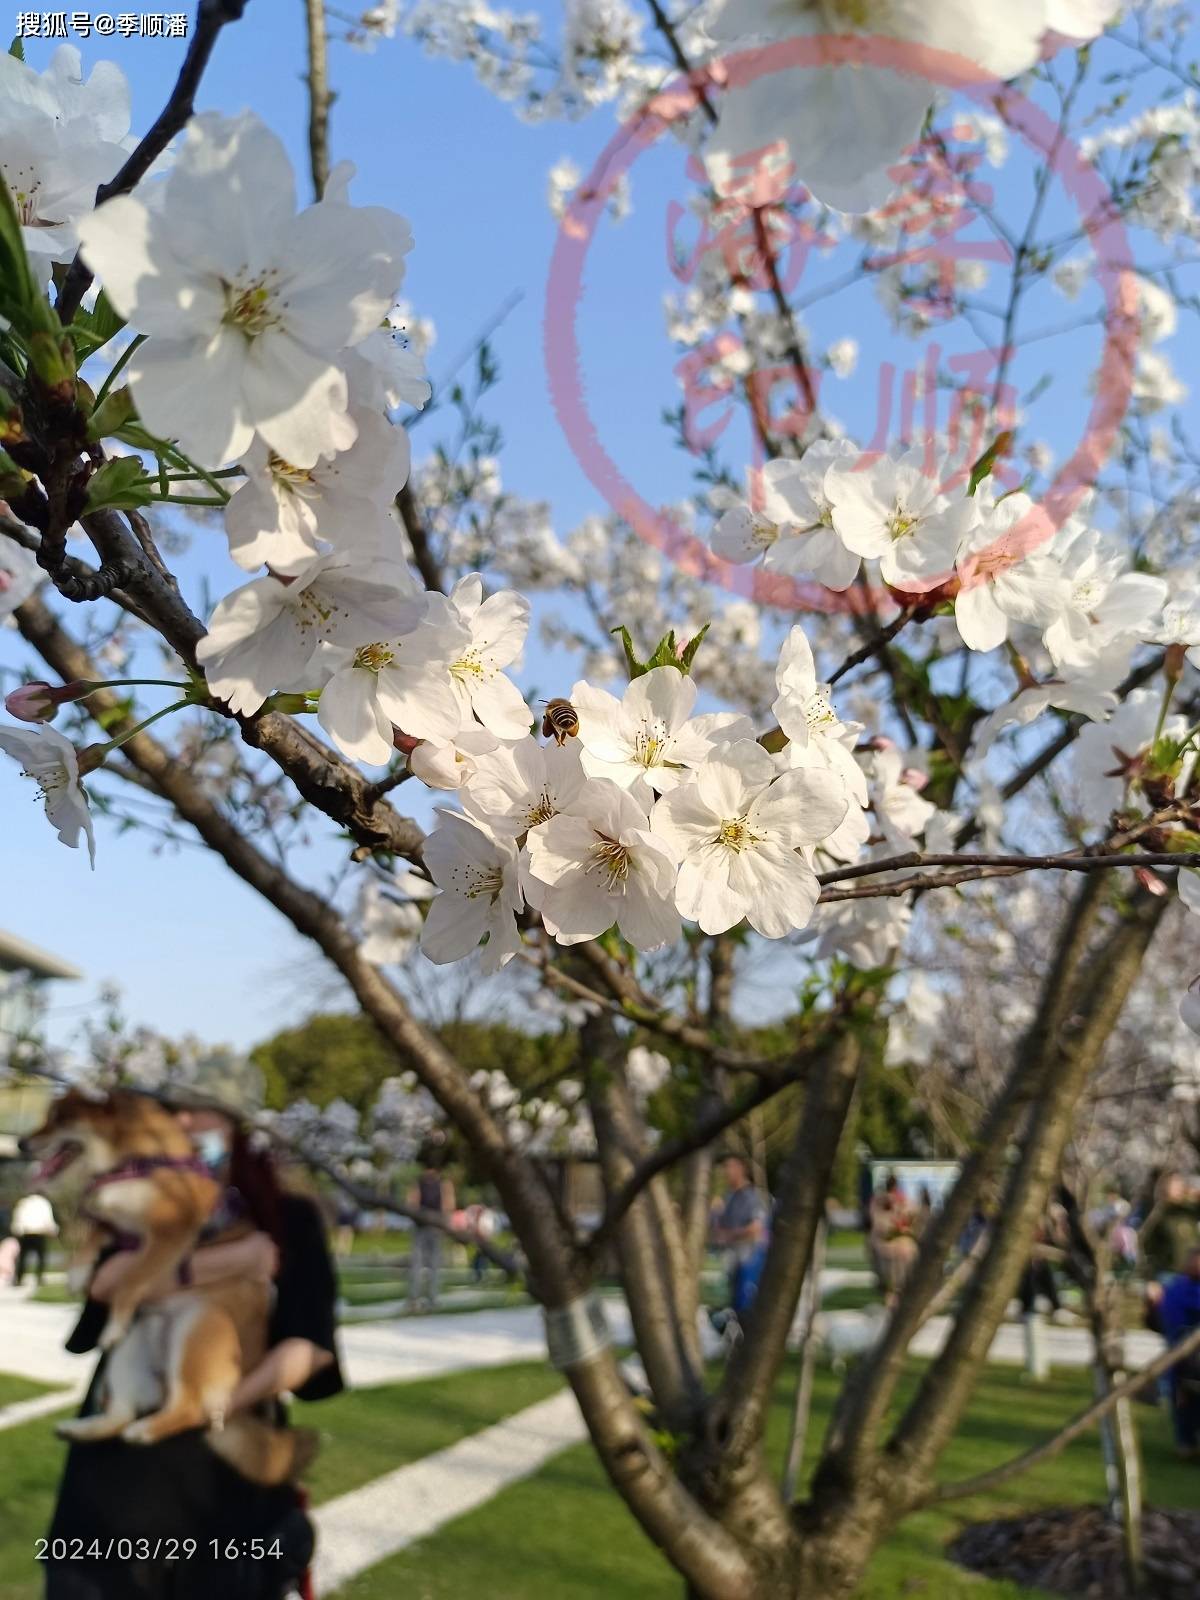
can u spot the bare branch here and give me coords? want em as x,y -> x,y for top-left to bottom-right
929,1323 -> 1200,1506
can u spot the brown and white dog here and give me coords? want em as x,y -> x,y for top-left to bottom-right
20,1089 -> 315,1485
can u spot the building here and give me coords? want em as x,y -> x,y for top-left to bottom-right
0,928 -> 82,1163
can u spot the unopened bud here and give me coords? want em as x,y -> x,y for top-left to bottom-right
1134,867 -> 1169,897
393,730 -> 420,754
4,679 -> 89,723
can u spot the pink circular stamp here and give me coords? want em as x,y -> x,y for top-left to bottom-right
543,35 -> 1138,617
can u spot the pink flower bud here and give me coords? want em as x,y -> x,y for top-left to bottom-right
5,682 -> 59,722
901,767 -> 929,792
1134,868 -> 1169,897
392,730 -> 420,754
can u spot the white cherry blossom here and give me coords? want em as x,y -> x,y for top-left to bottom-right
712,443 -> 861,589
223,407 -> 411,575
704,0 -> 1100,214
316,622 -> 467,763
420,576 -> 532,739
77,111 -> 413,467
825,448 -> 977,593
0,539 -> 43,624
196,553 -> 420,717
866,746 -> 934,850
953,496 -> 1069,654
573,666 -> 752,794
0,723 -> 95,866
0,45 -> 133,275
408,726 -> 503,790
650,740 -> 847,937
1044,524 -> 1168,674
461,737 -> 587,838
523,779 -> 680,950
772,625 -> 868,807
357,876 -> 426,965
419,811 -> 524,973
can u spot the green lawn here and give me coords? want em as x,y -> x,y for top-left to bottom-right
0,1373 -> 57,1409
330,1361 -> 1197,1600
0,1362 -> 563,1600
4,1333 -> 1194,1600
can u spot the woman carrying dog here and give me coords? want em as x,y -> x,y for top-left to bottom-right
43,1055 -> 343,1600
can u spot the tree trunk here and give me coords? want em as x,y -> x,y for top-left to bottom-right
782,1219 -> 826,1503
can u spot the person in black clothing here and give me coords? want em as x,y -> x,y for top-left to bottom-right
43,1099 -> 343,1600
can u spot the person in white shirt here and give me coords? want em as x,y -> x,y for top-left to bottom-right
11,1190 -> 58,1287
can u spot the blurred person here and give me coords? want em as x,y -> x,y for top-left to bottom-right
408,1149 -> 455,1311
869,1172 -> 917,1307
1160,1246 -> 1200,1458
12,1187 -> 57,1287
712,1153 -> 769,1317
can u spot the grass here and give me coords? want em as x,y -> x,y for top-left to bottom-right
0,1362 -> 563,1600
0,1373 -> 56,1409
330,1360 -> 1198,1600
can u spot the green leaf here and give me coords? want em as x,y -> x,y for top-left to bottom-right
0,170 -> 38,323
69,290 -> 126,357
9,36 -> 24,59
678,623 -> 710,675
611,625 -> 646,679
967,431 -> 1013,496
84,456 -> 154,514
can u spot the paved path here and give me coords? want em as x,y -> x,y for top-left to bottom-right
312,1390 -> 585,1595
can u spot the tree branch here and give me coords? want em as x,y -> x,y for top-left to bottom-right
57,0 -> 252,323
303,0 -> 334,200
928,1323 -> 1200,1506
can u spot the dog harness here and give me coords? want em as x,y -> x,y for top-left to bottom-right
81,1154 -> 215,1235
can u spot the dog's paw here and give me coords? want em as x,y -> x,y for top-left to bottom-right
97,1317 -> 129,1351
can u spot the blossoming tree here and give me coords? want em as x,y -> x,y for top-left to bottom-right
2,1 -> 1200,1595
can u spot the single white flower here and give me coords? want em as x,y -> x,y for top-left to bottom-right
626,1045 -> 671,1102
0,45 -> 133,275
316,622 -> 467,764
808,879 -> 912,969
419,811 -> 523,973
1044,524 -> 1168,674
419,575 -> 532,740
1073,688 -> 1188,826
223,407 -> 411,575
650,739 -> 847,937
573,665 -> 751,794
772,624 -> 868,799
713,442 -> 861,589
352,308 -> 433,412
972,676 -> 1118,756
1157,592 -> 1200,669
196,553 -> 420,717
954,495 -> 1070,653
77,112 -> 413,467
704,0 -> 1088,214
408,726 -> 503,790
0,723 -> 95,865
524,779 -> 681,951
357,876 -> 425,965
884,972 -> 946,1068
867,746 -> 934,850
461,737 -> 587,838
0,538 -> 43,623
825,448 -> 977,593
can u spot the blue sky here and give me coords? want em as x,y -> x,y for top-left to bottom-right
2,11 -> 1197,1053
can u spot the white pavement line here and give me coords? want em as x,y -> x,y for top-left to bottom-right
0,1385 -> 84,1432
311,1389 -> 585,1596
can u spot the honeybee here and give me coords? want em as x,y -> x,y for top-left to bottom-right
540,698 -> 579,745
